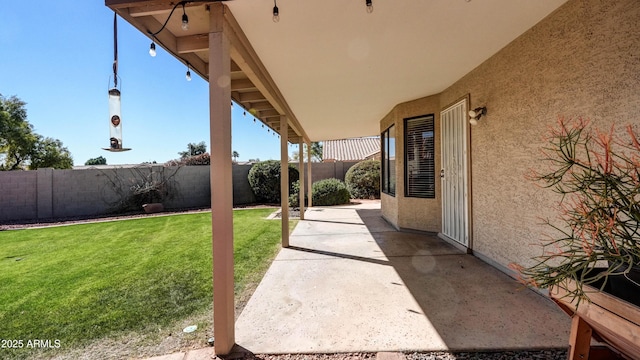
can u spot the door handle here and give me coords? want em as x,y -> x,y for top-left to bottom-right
440,169 -> 445,178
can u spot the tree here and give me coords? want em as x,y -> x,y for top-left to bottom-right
179,141 -> 207,159
232,150 -> 239,163
29,136 -> 73,170
291,142 -> 323,162
0,94 -> 73,170
311,142 -> 322,161
85,156 -> 107,165
0,95 -> 37,170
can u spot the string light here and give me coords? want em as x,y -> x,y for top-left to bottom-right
366,0 -> 373,13
148,1 -> 188,57
185,62 -> 192,81
273,0 -> 280,22
149,42 -> 157,57
181,3 -> 189,31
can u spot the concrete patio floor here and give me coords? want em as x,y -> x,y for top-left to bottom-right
235,201 -> 571,354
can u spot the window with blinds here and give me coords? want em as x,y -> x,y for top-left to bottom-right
405,115 -> 435,198
381,125 -> 395,196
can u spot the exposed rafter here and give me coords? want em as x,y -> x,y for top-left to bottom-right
106,0 -> 310,143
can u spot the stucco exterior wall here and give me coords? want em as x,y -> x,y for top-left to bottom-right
442,0 -> 639,269
380,0 -> 640,270
380,96 -> 442,233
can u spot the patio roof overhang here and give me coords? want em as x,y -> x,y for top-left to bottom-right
106,0 -> 567,142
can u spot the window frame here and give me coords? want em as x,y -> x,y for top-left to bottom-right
404,114 -> 436,199
381,124 -> 395,196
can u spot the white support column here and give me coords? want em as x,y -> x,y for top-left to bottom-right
280,116 -> 289,248
208,4 -> 234,355
307,141 -> 313,208
298,139 -> 305,220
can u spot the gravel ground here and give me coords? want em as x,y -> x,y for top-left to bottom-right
223,349 -> 568,360
405,349 -> 568,360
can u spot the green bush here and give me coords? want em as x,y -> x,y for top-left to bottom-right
288,180 -> 308,208
312,178 -> 351,206
345,159 -> 381,199
248,160 -> 299,203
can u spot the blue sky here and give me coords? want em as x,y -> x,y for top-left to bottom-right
0,1 -> 284,165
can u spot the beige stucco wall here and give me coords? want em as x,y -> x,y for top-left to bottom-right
381,0 -> 640,270
380,95 -> 442,233
380,109 -> 399,227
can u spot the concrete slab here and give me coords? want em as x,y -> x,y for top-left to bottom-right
236,202 -> 570,354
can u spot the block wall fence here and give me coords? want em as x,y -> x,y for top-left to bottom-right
0,161 -> 358,223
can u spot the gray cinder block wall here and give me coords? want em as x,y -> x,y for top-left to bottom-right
0,161 -> 359,223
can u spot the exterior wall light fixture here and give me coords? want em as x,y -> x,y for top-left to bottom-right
468,106 -> 487,126
366,0 -> 373,13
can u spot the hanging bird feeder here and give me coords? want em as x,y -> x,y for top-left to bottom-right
104,13 -> 131,152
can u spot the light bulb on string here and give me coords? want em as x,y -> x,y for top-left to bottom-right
149,42 -> 157,57
185,66 -> 192,81
366,0 -> 373,13
181,4 -> 189,31
273,0 -> 280,22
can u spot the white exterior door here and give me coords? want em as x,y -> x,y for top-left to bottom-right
440,99 -> 469,247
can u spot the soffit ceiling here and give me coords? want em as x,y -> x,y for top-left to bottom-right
107,0 -> 567,142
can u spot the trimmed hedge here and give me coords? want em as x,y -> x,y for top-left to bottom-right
312,178 -> 351,206
345,159 -> 381,199
248,160 -> 299,203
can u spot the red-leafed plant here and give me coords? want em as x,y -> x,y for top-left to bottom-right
512,118 -> 640,307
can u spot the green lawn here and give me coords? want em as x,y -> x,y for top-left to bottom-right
0,209 -> 289,359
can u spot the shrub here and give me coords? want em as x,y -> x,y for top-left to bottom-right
288,180 -> 308,208
248,160 -> 299,203
345,159 -> 381,199
312,178 -> 351,206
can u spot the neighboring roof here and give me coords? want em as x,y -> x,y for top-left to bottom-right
323,137 -> 380,162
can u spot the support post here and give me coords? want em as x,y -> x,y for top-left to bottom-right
307,140 -> 313,208
298,139 -> 305,220
280,116 -> 289,248
208,3 -> 234,355
568,315 -> 592,360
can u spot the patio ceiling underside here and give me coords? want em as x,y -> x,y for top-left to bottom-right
107,0 -> 568,143
107,0 -> 308,144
